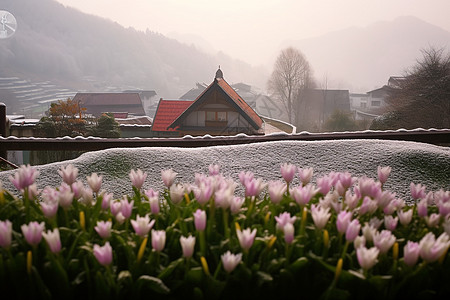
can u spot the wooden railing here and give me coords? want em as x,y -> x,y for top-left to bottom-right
1,129 -> 449,153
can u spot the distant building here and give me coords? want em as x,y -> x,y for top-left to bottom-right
179,83 -> 208,100
231,82 -> 256,109
349,76 -> 405,121
123,90 -> 158,117
255,94 -> 285,121
152,68 -> 264,137
297,89 -> 350,131
72,92 -> 146,117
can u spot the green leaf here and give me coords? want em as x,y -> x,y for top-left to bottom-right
320,286 -> 351,300
158,257 -> 183,280
136,275 -> 170,294
256,271 -> 273,283
118,270 -> 132,282
186,267 -> 203,284
288,256 -> 309,272
31,266 -> 52,300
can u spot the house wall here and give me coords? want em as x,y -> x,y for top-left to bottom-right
349,93 -> 370,110
183,104 -> 252,129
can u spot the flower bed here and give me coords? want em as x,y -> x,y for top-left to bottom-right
1,163 -> 449,299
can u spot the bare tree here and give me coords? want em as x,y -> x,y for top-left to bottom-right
374,47 -> 450,129
267,47 -> 315,126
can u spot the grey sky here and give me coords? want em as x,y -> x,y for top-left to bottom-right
55,0 -> 450,67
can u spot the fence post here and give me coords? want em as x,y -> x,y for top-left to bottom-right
0,103 -> 7,161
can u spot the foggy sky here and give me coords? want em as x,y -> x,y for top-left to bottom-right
55,0 -> 450,68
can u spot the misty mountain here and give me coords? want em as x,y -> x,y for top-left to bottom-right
0,0 -> 268,106
283,16 -> 450,92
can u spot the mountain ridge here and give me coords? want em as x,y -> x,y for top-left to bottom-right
281,15 -> 450,92
0,0 -> 268,105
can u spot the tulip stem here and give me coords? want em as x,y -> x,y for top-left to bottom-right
199,230 -> 206,257
223,210 -> 230,239
341,241 -> 350,259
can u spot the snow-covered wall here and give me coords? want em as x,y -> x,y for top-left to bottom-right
0,140 -> 448,202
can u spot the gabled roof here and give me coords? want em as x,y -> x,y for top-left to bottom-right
170,76 -> 263,130
73,93 -> 142,106
151,99 -> 193,132
72,92 -> 146,116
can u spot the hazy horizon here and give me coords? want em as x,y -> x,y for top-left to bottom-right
54,0 -> 450,69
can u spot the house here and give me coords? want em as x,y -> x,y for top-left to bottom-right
366,86 -> 389,109
151,99 -> 193,137
179,83 -> 208,100
72,93 -> 146,117
123,90 -> 158,116
255,94 -> 286,121
152,68 -> 264,137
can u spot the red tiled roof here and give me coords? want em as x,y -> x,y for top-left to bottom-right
216,78 -> 263,128
152,100 -> 193,131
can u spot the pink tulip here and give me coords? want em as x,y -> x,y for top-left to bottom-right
377,166 -> 391,184
101,192 -> 113,211
268,181 -> 286,204
194,209 -> 207,231
298,167 -> 313,185
357,246 -> 379,270
238,170 -> 254,186
283,222 -> 295,244
0,220 -> 12,249
129,169 -> 147,189
58,164 -> 78,185
236,228 -> 257,251
86,173 -> 102,193
169,184 -> 185,204
120,197 -> 134,219
148,196 -> 160,215
208,164 -> 220,176
151,230 -> 166,252
9,164 -> 39,191
398,209 -> 413,226
336,210 -> 352,234
95,220 -> 112,239
373,230 -> 396,254
243,177 -> 266,197
403,241 -> 420,266
311,204 -> 331,230
275,212 -> 296,231
180,235 -> 196,258
41,200 -> 59,218
291,184 -> 318,206
21,221 -> 45,246
193,181 -> 213,205
42,228 -> 61,254
161,169 -> 177,187
345,219 -> 361,242
221,251 -> 242,273
280,163 -> 296,184
419,232 -> 450,263
93,242 -> 113,266
230,196 -> 245,214
384,215 -> 398,231
410,182 -> 426,200
131,214 -> 155,237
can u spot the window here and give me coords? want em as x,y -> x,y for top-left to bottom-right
217,112 -> 227,121
206,111 -> 227,121
371,100 -> 381,107
360,102 -> 367,108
